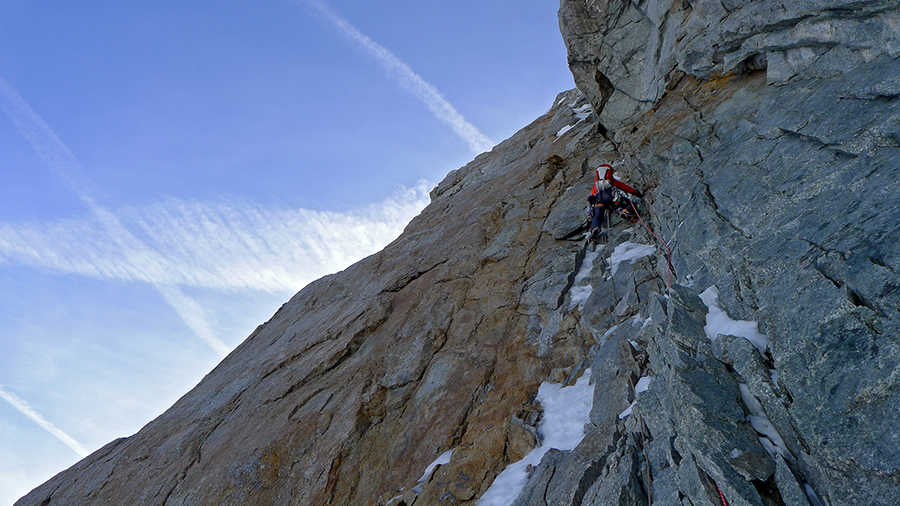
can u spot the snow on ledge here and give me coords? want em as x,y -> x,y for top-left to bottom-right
413,449 -> 454,493
739,384 -> 789,458
608,241 -> 656,275
556,124 -> 574,137
699,286 -> 768,354
569,249 -> 601,310
572,103 -> 592,120
555,102 -> 593,138
477,369 -> 594,506
619,376 -> 654,420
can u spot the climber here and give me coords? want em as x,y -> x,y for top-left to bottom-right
596,165 -> 643,199
587,164 -> 643,242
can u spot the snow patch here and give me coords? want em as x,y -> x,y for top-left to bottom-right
699,286 -> 768,353
608,241 -> 656,275
413,449 -> 454,493
739,384 -> 788,458
556,103 -> 593,138
602,325 -> 619,340
631,314 -> 652,329
569,285 -> 592,310
619,376 -> 654,419
569,249 -> 601,310
477,370 -> 594,506
636,376 -> 653,394
572,103 -> 592,120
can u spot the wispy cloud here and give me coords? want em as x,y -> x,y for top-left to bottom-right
0,183 -> 431,292
0,76 -> 232,356
0,386 -> 89,457
298,0 -> 494,153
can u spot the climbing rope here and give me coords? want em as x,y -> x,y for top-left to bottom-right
630,201 -> 673,291
717,484 -> 730,506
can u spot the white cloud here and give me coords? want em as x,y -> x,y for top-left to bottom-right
0,386 -> 89,458
0,182 -> 431,292
298,0 -> 495,153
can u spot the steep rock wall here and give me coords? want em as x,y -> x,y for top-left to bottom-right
512,64 -> 900,506
547,0 -> 900,503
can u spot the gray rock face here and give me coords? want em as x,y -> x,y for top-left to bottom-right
559,0 -> 900,131
622,59 -> 900,504
17,2 -> 900,506
498,3 -> 900,505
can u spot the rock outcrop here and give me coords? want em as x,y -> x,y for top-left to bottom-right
18,1 -> 900,505
559,0 -> 900,130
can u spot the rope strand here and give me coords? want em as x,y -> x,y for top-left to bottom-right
631,201 -> 673,291
717,484 -> 729,506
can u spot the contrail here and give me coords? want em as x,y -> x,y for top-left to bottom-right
156,284 -> 231,356
0,386 -> 90,457
0,75 -> 231,357
298,0 -> 495,153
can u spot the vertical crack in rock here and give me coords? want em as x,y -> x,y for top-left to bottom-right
594,71 -> 615,114
570,452 -> 610,506
558,246 -> 588,310
694,165 -> 751,240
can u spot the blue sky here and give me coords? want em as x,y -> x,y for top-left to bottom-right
0,1 -> 573,502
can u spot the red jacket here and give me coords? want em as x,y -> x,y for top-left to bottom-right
594,164 -> 641,197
